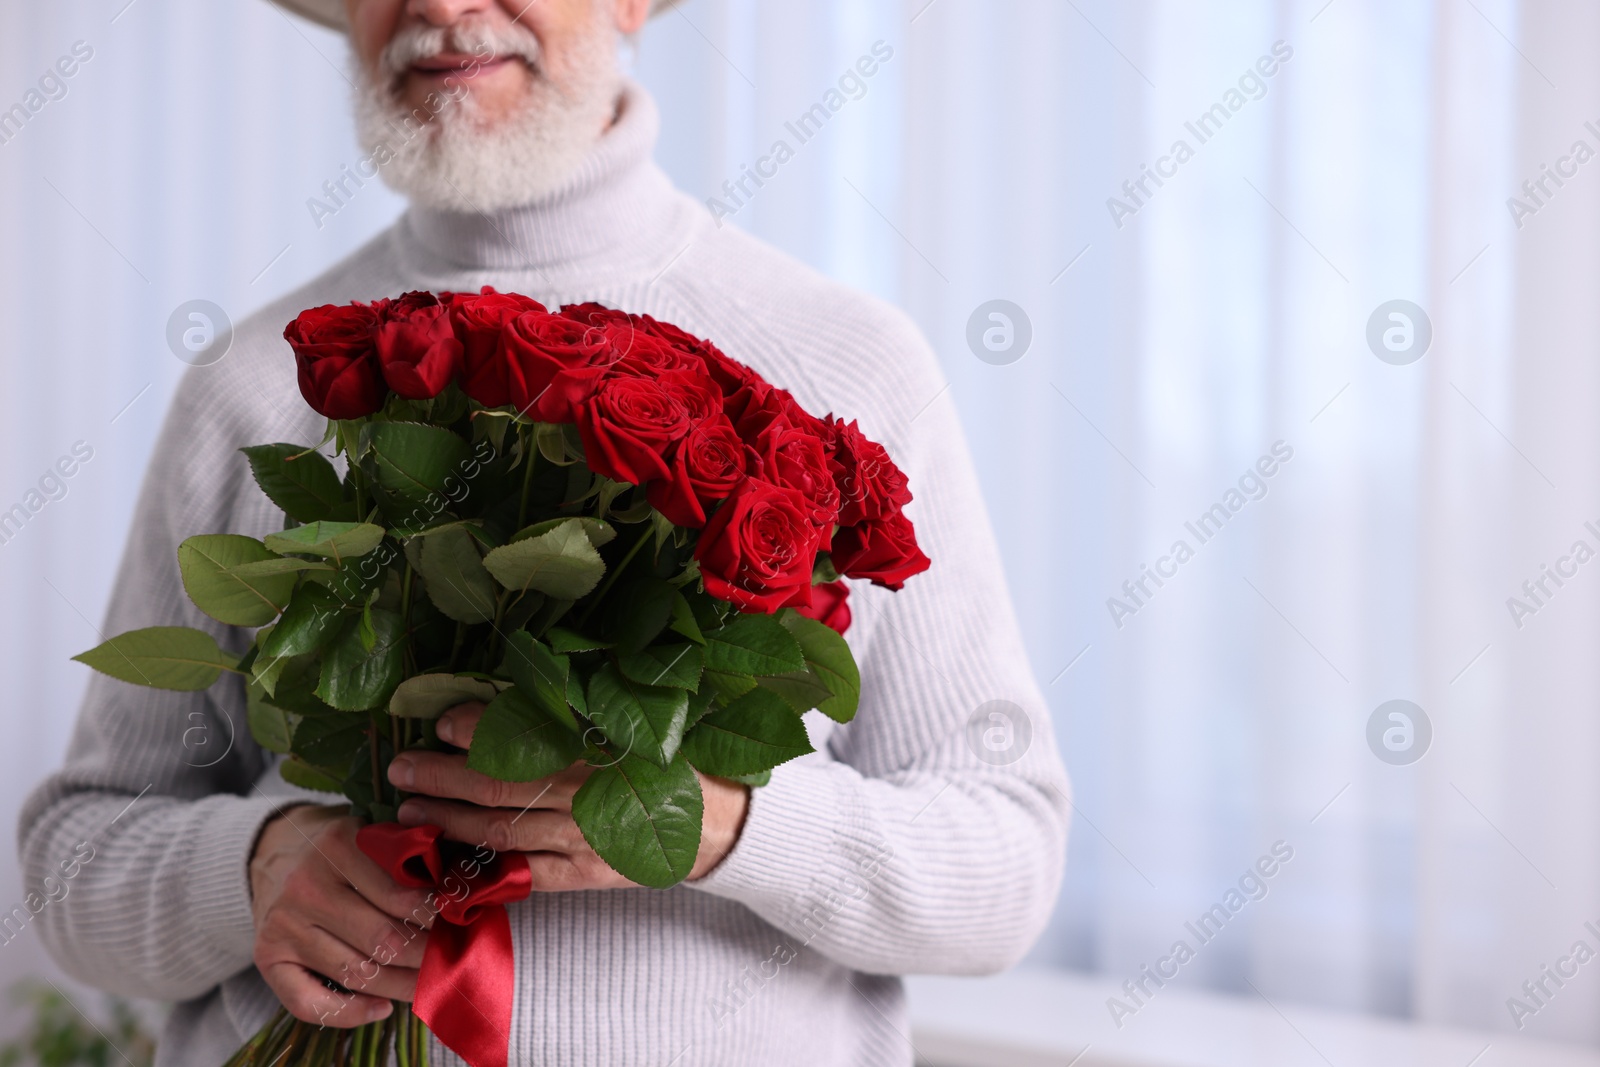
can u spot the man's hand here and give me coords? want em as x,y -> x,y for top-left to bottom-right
386,703 -> 751,889
249,805 -> 436,1027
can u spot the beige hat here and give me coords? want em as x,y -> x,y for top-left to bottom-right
271,0 -> 680,32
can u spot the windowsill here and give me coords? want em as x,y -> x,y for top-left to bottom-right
906,970 -> 1600,1067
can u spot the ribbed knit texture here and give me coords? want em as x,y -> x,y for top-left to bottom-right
18,82 -> 1070,1067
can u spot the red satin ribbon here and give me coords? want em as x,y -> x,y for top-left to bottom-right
357,823 -> 532,1067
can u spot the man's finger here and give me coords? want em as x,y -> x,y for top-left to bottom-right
396,799 -> 588,854
436,702 -> 486,748
262,961 -> 394,1028
388,750 -> 579,810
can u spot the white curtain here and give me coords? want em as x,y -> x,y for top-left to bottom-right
3,0 -> 1598,1046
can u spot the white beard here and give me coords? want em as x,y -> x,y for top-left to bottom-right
354,15 -> 622,213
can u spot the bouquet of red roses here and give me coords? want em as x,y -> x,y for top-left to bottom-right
73,290 -> 929,1067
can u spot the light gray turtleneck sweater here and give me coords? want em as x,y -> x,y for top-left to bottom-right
18,82 -> 1069,1067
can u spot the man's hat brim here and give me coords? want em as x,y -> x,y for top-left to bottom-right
269,0 -> 680,32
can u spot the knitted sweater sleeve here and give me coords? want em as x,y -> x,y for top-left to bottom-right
689,323 -> 1072,976
16,362 -> 292,1000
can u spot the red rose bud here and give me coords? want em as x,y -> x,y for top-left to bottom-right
796,580 -> 852,635
376,291 -> 463,400
576,375 -> 692,487
284,302 -> 386,420
695,478 -> 825,613
827,417 -> 912,526
647,417 -> 750,528
830,512 -> 931,591
502,310 -> 616,421
448,288 -> 547,408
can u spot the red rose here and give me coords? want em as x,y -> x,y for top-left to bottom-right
576,374 -> 692,486
284,303 -> 386,419
749,416 -> 841,530
734,384 -> 827,444
561,302 -> 637,330
608,327 -> 703,379
829,512 -> 931,591
647,417 -> 750,528
827,418 -> 912,526
448,288 -> 548,408
502,310 -> 615,421
795,580 -> 852,635
695,478 -> 824,613
375,291 -> 462,400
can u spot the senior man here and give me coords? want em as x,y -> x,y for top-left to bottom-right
19,1 -> 1070,1064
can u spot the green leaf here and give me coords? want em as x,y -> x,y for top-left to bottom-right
682,687 -> 814,777
389,674 -> 506,719
566,670 -> 589,718
260,584 -> 348,664
547,627 -> 613,654
756,671 -> 834,713
779,613 -> 862,723
729,770 -> 772,788
178,535 -> 298,627
483,518 -> 606,600
571,753 -> 703,888
280,757 -> 344,794
271,655 -> 337,717
241,444 -> 352,524
586,663 -> 690,768
73,627 -> 237,691
226,558 -> 336,580
264,522 -> 386,564
703,670 -> 759,704
502,632 -> 580,731
363,421 -> 472,509
416,525 -> 499,624
466,689 -> 585,782
246,684 -> 296,754
510,516 -> 617,549
291,713 -> 369,768
611,578 -> 677,655
316,609 -> 406,710
703,614 -> 806,677
619,643 -> 703,692
668,592 -> 704,645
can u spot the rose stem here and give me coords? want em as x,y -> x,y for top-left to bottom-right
576,526 -> 654,628
516,425 -> 539,532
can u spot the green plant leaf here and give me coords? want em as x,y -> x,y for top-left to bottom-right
681,687 -> 814,777
316,609 -> 406,710
703,614 -> 806,676
483,518 -> 606,600
729,770 -> 772,788
571,753 -> 702,888
466,689 -> 585,782
547,627 -> 613,654
779,612 -> 862,723
280,757 -> 344,794
363,421 -> 473,509
264,522 -> 386,564
587,663 -> 691,767
226,558 -> 336,580
240,444 -> 352,523
246,684 -> 296,754
668,592 -> 704,644
270,655 -> 337,717
389,674 -> 506,719
619,643 -> 703,692
756,671 -> 834,713
259,584 -> 348,664
510,516 -> 617,548
703,669 -> 759,704
416,524 -> 498,624
502,631 -> 580,731
73,627 -> 237,691
178,535 -> 298,627
291,712 -> 369,768
611,577 -> 677,655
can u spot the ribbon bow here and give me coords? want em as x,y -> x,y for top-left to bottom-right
357,823 -> 532,1067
